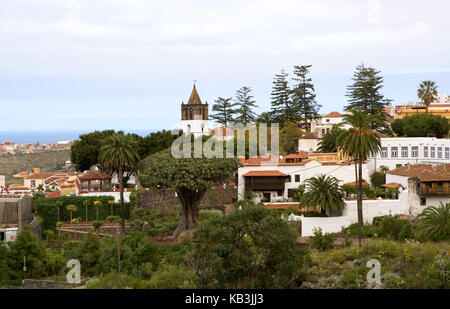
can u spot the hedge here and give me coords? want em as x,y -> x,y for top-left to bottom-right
33,195 -> 131,232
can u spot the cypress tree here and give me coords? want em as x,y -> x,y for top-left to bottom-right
210,97 -> 236,126
345,63 -> 391,130
291,65 -> 321,130
234,86 -> 258,125
270,70 -> 292,124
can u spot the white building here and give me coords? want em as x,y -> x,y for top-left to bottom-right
180,84 -> 209,137
310,111 -> 352,138
374,137 -> 450,171
237,155 -> 369,203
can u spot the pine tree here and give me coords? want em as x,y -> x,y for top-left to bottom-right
291,65 -> 321,130
210,97 -> 236,125
345,63 -> 392,130
234,86 -> 258,125
270,70 -> 292,124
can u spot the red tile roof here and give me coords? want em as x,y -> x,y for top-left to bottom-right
78,170 -> 112,181
242,170 -> 288,177
324,111 -> 342,118
382,182 -> 404,189
387,163 -> 450,182
300,132 -> 318,139
344,180 -> 370,186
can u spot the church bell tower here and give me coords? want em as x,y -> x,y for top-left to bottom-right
181,84 -> 209,137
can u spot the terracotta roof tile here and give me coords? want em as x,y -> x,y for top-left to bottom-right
324,111 -> 342,118
242,170 -> 288,177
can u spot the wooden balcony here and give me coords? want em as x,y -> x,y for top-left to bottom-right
420,187 -> 450,196
245,183 -> 285,191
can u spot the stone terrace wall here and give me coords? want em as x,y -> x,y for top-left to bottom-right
136,188 -> 237,213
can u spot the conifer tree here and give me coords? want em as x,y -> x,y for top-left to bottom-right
210,97 -> 236,125
234,86 -> 258,125
291,65 -> 321,129
270,70 -> 292,124
345,63 -> 391,130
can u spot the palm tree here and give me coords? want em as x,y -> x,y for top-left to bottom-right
99,134 -> 140,236
66,204 -> 77,222
83,200 -> 90,222
299,175 -> 346,215
56,222 -> 64,239
94,200 -> 102,221
338,110 -> 382,246
55,201 -> 63,222
417,202 -> 450,241
317,125 -> 345,153
418,81 -> 438,113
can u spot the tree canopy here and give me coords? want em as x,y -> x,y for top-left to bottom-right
210,97 -> 236,125
138,149 -> 240,237
234,86 -> 258,125
291,65 -> 321,127
391,114 -> 449,138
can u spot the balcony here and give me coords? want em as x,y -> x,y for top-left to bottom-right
245,183 -> 285,191
420,187 -> 450,196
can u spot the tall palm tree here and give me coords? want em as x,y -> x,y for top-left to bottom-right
418,81 -> 438,113
338,110 -> 382,246
299,175 -> 346,215
99,134 -> 140,236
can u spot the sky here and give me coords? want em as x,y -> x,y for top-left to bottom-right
1,0 -> 450,132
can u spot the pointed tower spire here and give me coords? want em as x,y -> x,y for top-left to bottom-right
187,83 -> 202,105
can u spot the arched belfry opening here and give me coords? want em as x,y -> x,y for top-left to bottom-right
181,83 -> 209,137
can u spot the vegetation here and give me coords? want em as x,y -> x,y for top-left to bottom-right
100,133 -> 140,235
234,86 -> 258,125
339,110 -> 382,246
417,203 -> 450,242
210,97 -> 236,126
391,113 -> 449,138
139,149 -> 240,238
280,122 -> 304,154
270,69 -> 292,124
317,126 -> 345,153
191,206 -> 309,288
309,228 -> 336,252
299,174 -> 346,214
417,80 -> 438,113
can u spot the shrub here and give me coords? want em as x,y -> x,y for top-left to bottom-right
198,209 -> 223,222
376,216 -> 413,241
341,223 -> 376,237
193,205 -> 308,288
309,228 -> 336,252
86,272 -> 145,289
144,264 -> 197,289
370,171 -> 386,188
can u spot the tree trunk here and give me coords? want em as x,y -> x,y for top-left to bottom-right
96,206 -> 99,221
117,226 -> 121,286
57,207 -> 60,222
172,188 -> 206,238
119,165 -> 125,237
85,205 -> 88,222
357,158 -> 364,247
70,211 -> 73,222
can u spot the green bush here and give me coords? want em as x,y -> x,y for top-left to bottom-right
309,228 -> 336,252
417,203 -> 450,242
370,171 -> 386,188
341,223 -> 376,237
86,272 -> 146,289
198,209 -> 223,222
376,216 -> 413,241
144,264 -> 197,289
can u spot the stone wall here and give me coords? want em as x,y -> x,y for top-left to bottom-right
0,195 -> 32,230
22,278 -> 88,289
136,188 -> 237,213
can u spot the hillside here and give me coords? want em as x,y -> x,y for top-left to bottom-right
0,150 -> 71,184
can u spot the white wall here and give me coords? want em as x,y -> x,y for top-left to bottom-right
385,174 -> 409,188
298,139 -> 318,152
80,191 -> 132,203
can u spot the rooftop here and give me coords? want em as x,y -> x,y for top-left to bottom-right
388,163 -> 450,182
242,170 -> 288,177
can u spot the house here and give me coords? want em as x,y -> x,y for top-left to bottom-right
310,111 -> 352,138
23,171 -> 79,191
238,154 -> 368,203
298,133 -> 319,152
390,93 -> 450,119
386,163 -> 450,215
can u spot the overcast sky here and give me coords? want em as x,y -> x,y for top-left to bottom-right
1,0 -> 449,132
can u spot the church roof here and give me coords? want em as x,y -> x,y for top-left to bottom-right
187,84 -> 203,105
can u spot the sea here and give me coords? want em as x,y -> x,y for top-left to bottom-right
0,130 -> 154,145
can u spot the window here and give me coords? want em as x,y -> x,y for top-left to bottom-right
401,146 -> 408,157
391,147 -> 398,157
431,147 -> 436,158
322,129 -> 325,135
326,119 -> 330,122
381,147 -> 388,158
438,147 -> 443,158
424,146 -> 428,157
277,190 -> 283,197
420,197 -> 426,206
295,175 -> 300,182
412,146 -> 419,157
31,180 -> 35,187
396,164 -> 402,168
446,147 -> 450,159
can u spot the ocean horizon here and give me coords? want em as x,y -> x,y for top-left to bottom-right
0,130 -> 155,145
